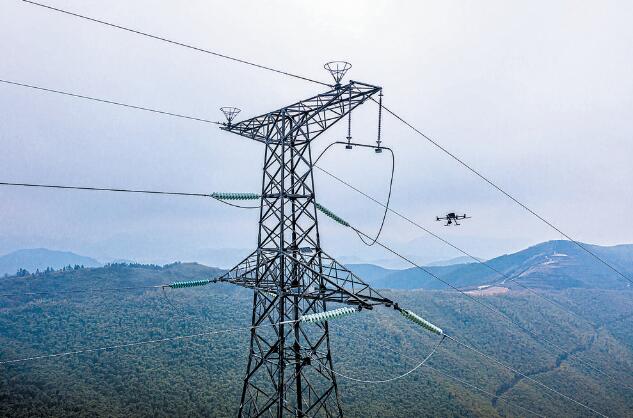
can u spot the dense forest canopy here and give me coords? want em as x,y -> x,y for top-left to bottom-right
1,262 -> 633,417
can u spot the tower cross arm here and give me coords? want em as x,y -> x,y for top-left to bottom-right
214,249 -> 395,310
220,81 -> 381,144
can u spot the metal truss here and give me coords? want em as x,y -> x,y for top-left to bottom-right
223,81 -> 380,145
218,250 -> 393,309
218,81 -> 391,417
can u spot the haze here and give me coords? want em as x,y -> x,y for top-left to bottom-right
0,0 -> 631,267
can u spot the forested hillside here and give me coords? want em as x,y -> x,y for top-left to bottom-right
1,262 -> 633,417
349,240 -> 633,291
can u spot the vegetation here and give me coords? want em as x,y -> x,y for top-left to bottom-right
1,263 -> 632,417
352,240 -> 633,291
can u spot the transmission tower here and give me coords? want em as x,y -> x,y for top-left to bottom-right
217,63 -> 396,417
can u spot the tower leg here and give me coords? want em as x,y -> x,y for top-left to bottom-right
238,289 -> 342,417
238,131 -> 342,417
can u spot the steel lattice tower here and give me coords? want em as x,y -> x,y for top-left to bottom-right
217,72 -> 395,417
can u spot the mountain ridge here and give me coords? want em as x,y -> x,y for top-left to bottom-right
4,240 -> 632,292
348,240 -> 633,291
0,248 -> 102,276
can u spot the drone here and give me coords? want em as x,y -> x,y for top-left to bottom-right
436,212 -> 470,226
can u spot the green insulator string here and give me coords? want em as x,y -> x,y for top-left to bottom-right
301,307 -> 357,324
167,279 -> 213,289
400,309 -> 443,336
211,192 -> 261,201
210,193 -> 350,228
315,203 -> 350,227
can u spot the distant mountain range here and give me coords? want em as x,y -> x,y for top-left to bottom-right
3,240 -> 633,291
0,248 -> 102,276
347,240 -> 633,291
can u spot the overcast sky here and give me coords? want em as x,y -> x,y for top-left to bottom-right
0,0 -> 631,267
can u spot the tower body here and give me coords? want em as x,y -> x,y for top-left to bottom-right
240,125 -> 339,417
218,81 -> 393,417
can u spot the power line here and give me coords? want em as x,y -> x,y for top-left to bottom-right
0,181 -> 212,197
335,323 -> 546,418
422,363 -> 545,418
0,277 -> 232,299
4,58 -> 628,297
340,319 -> 603,417
0,279 -> 224,298
0,313 -> 557,417
325,335 -> 444,384
3,8 -> 627,404
314,142 -> 395,246
376,100 -> 633,288
0,320 -> 531,418
0,322 -> 283,365
4,80 -> 628,293
0,209 -> 612,415
0,284 -> 165,298
442,334 -> 607,417
336,319 -> 606,416
0,78 -> 621,323
347,225 -> 632,396
313,165 -> 594,326
0,181 -> 259,209
6,71 -> 608,325
10,2 -> 626,413
20,0 -> 329,87
312,165 -> 632,406
0,79 -> 219,124
0,303 -> 595,416
1,178 -> 624,392
16,0 -> 631,287
1,178 -> 623,390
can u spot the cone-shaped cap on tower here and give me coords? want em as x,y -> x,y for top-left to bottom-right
220,107 -> 241,125
324,61 -> 352,86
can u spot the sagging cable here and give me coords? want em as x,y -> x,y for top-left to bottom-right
323,333 -> 445,384
301,307 -> 358,324
400,309 -> 443,336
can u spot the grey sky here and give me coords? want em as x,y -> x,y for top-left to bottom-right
0,0 -> 631,267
